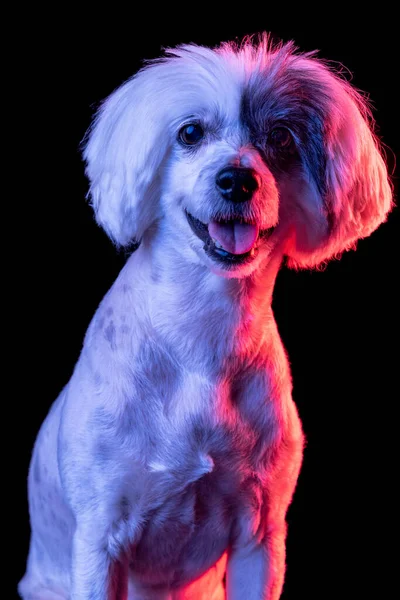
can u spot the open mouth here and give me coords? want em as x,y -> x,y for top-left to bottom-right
185,211 -> 275,266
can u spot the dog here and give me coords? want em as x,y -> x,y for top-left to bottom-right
19,34 -> 392,599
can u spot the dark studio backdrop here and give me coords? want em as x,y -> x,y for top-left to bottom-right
12,12 -> 398,599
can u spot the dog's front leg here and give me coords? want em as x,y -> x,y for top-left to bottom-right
226,526 -> 287,600
70,522 -> 128,600
227,430 -> 303,599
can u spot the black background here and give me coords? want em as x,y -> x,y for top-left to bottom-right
13,10 -> 398,599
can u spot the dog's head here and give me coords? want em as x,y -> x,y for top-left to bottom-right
83,36 -> 392,278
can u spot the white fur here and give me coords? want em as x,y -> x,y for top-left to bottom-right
19,35 -> 392,600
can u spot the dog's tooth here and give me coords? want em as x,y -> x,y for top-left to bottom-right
212,238 -> 224,250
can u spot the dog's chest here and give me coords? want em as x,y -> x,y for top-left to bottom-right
124,367 -> 275,586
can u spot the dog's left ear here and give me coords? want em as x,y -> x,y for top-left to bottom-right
285,58 -> 393,269
83,68 -> 170,246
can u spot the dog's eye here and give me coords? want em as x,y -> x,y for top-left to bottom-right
179,124 -> 204,146
269,127 -> 294,150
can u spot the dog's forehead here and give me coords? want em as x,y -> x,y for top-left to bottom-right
160,46 -> 327,135
240,68 -> 328,134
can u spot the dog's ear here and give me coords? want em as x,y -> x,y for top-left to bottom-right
83,69 -> 170,246
284,58 -> 393,269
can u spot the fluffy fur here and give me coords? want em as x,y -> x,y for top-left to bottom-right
19,35 -> 392,599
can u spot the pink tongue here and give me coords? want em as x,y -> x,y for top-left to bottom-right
208,220 -> 259,255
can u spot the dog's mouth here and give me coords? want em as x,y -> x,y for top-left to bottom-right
185,211 -> 275,266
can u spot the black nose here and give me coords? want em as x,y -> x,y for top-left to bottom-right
216,168 -> 259,202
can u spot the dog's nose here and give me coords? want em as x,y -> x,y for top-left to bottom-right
216,168 -> 259,202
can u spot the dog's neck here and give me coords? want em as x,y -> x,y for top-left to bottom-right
121,231 -> 284,372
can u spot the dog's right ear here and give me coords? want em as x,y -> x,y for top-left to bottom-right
82,69 -> 170,247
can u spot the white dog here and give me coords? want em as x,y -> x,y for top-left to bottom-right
19,35 -> 392,599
